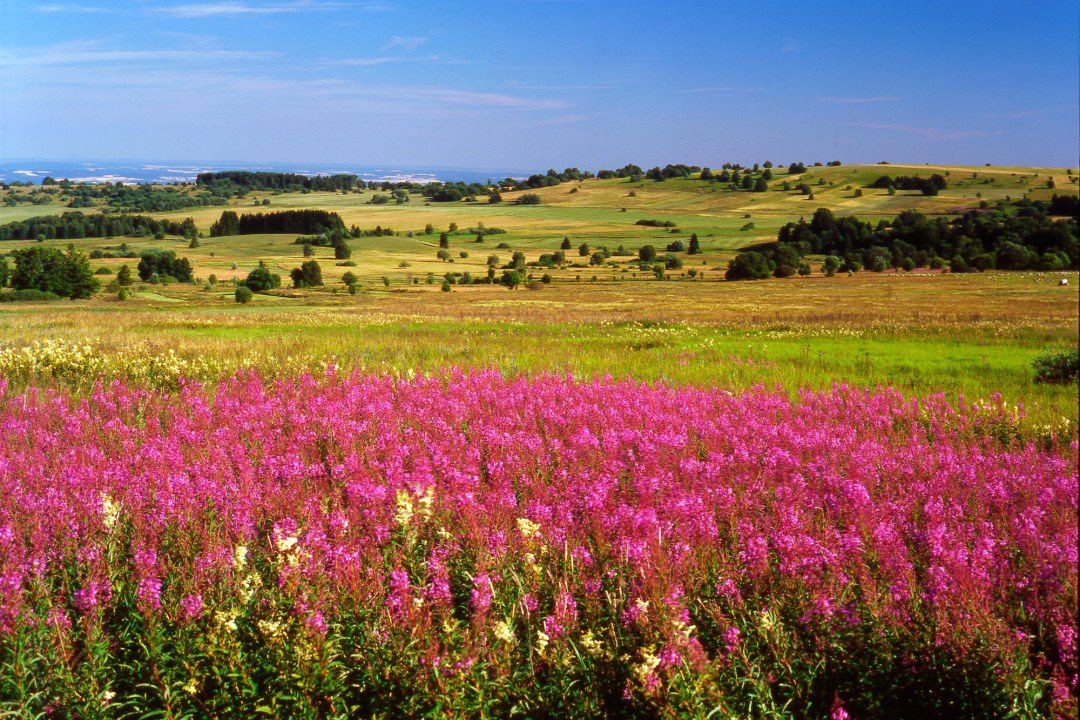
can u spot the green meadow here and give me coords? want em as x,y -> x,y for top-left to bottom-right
0,164 -> 1076,427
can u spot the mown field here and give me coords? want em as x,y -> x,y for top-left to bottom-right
0,165 -> 1077,718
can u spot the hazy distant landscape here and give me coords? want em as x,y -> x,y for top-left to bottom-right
0,2 -> 1076,718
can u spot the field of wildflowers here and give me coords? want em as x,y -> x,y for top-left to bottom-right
0,370 -> 1075,718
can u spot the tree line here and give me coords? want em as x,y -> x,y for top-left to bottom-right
868,174 -> 948,196
726,199 -> 1078,279
0,212 -> 197,241
196,172 -> 363,193
209,210 -> 346,237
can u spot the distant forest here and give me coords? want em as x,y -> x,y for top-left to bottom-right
0,212 -> 197,241
727,196 -> 1079,279
209,209 -> 346,236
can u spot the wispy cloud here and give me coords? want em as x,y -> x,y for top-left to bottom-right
819,96 -> 899,104
360,86 -> 568,111
521,114 -> 588,127
841,122 -> 999,141
674,87 -> 761,96
154,1 -> 348,18
329,54 -> 461,67
35,4 -> 111,12
385,36 -> 427,51
0,42 -> 276,68
507,82 -> 615,92
983,106 -> 1076,120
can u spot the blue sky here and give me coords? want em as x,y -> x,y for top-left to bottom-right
1,1 -> 1076,172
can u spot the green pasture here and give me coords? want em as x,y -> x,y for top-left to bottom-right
0,164 -> 1076,430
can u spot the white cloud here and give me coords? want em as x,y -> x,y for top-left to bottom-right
154,1 -> 347,18
385,36 -> 428,51
0,44 -> 276,68
819,96 -> 900,104
35,4 -> 111,12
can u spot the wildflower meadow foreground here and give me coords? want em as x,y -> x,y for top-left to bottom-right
0,371 -> 1075,718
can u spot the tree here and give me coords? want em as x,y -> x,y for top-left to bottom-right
437,249 -> 451,262
638,245 -> 657,262
561,236 -> 572,250
10,245 -> 99,299
116,264 -> 132,286
209,210 -> 240,237
244,261 -> 281,292
291,259 -> 323,288
489,189 -> 502,204
724,252 -> 772,281
687,233 -> 701,255
501,270 -> 523,289
578,243 -> 590,257
333,239 -> 351,260
439,233 -> 449,249
515,193 -> 541,205
342,271 -> 358,287
235,286 -> 253,304
822,256 -> 841,277
753,177 -> 769,192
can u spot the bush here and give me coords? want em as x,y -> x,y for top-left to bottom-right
725,252 -> 773,281
244,262 -> 281,292
0,289 -> 61,303
235,286 -> 253,304
514,193 -> 541,205
1032,348 -> 1079,384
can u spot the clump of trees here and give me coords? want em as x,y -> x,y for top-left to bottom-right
9,245 -> 99,298
723,200 -> 1078,281
137,250 -> 194,283
868,174 -> 947,196
243,262 -> 281,292
294,231 -> 351,259
0,212 -> 195,241
196,172 -> 362,193
291,260 -> 323,288
210,209 -> 345,237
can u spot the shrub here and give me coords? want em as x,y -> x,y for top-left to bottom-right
1032,348 -> 1079,384
0,289 -> 61,303
234,286 -> 253,303
244,262 -> 281,292
725,252 -> 772,281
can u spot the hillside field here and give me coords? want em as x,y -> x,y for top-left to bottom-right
0,164 -> 1077,718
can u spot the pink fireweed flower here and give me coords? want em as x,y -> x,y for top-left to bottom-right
72,579 -> 111,614
470,572 -> 493,616
306,611 -> 328,636
179,594 -> 203,623
137,577 -> 162,613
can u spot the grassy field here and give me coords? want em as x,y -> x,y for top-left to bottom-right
0,164 -> 1076,427
0,165 -> 1077,718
